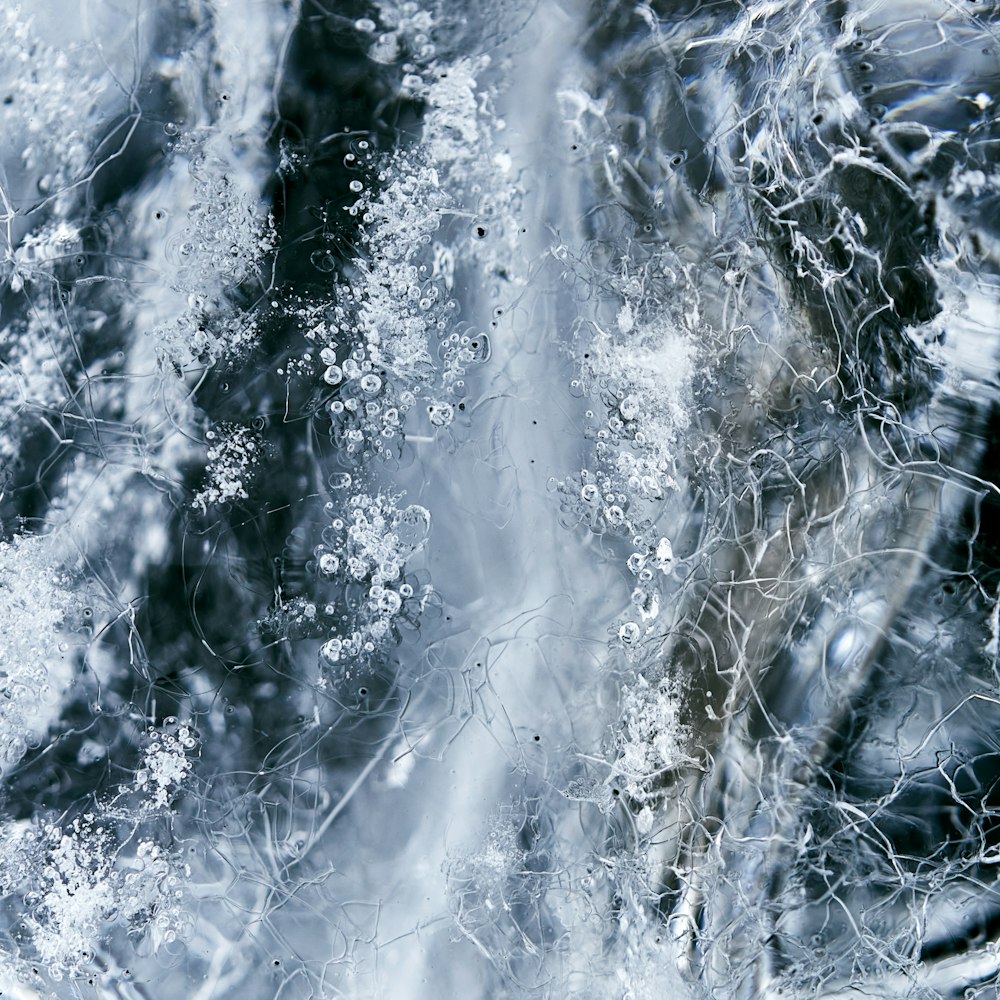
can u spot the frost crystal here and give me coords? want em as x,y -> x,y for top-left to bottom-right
193,423 -> 263,511
134,720 -> 198,810
1,815 -> 189,978
0,534 -> 79,770
0,9 -> 104,209
304,492 -> 431,673
615,676 -> 688,803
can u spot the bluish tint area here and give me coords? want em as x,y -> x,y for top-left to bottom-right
0,1 -> 999,997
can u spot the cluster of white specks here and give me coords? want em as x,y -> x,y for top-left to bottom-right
264,34 -> 519,689
445,813 -> 530,943
0,816 -> 190,978
7,222 -> 81,294
555,252 -> 703,659
284,33 -> 518,459
614,675 -> 689,805
559,254 -> 701,543
0,304 -> 76,463
313,492 -> 431,675
0,706 -> 198,978
0,9 -> 104,210
420,59 -> 491,166
367,0 -> 436,64
134,718 -> 198,810
192,423 -> 263,512
152,130 -> 276,370
0,533 -> 80,770
7,817 -> 119,977
173,136 -> 278,288
583,275 -> 699,515
155,302 -> 261,370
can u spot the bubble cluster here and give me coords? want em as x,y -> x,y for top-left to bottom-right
152,129 -> 277,369
0,703 -> 197,980
0,816 -> 191,978
0,534 -> 81,772
269,492 -> 434,678
613,674 -> 690,804
192,423 -> 264,511
134,719 -> 199,811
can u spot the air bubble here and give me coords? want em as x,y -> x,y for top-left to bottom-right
311,249 -> 336,272
619,395 -> 640,421
324,365 -> 343,385
653,537 -> 673,570
349,180 -> 364,194
329,472 -> 352,489
321,638 -> 343,663
467,333 -> 491,362
360,373 -> 383,394
428,402 -> 454,427
378,590 -> 402,615
619,622 -> 641,645
394,505 -> 431,548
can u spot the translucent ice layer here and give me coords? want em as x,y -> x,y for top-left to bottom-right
1,1 -> 1000,998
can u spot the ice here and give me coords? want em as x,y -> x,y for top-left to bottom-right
1,0 -> 999,996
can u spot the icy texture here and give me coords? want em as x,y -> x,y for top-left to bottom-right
0,0 -> 999,998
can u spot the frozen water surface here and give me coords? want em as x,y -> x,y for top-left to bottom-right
2,0 -> 1000,997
